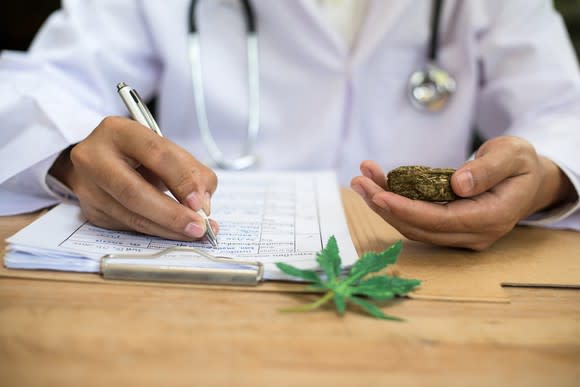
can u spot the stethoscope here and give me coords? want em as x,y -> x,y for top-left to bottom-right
189,0 -> 259,170
188,0 -> 456,170
408,0 -> 456,112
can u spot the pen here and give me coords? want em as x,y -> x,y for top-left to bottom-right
116,82 -> 219,248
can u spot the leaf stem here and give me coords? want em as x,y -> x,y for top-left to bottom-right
279,291 -> 334,313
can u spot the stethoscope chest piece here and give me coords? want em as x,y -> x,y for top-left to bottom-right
408,63 -> 456,112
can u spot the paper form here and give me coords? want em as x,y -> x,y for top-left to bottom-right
5,171 -> 358,280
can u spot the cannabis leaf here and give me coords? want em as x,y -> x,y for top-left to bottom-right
276,236 -> 421,320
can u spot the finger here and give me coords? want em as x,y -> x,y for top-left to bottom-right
109,117 -> 218,213
71,143 -> 208,239
370,190 -> 491,233
350,175 -> 385,203
359,193 -> 494,250
355,169 -> 513,233
359,160 -> 387,188
75,179 -> 204,241
372,207 -> 489,249
452,137 -> 533,198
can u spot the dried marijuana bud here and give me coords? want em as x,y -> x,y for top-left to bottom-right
386,166 -> 457,201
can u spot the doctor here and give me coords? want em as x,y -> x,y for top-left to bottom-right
0,0 -> 579,250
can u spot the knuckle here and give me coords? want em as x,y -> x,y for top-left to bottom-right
69,143 -> 90,168
399,227 -> 421,242
166,210 -> 187,232
476,136 -> 501,156
99,115 -> 122,130
81,205 -> 108,228
206,168 -> 218,193
178,164 -> 218,196
144,136 -> 171,165
502,137 -> 537,169
509,136 -> 532,150
116,180 -> 141,205
487,217 -> 517,238
430,217 -> 452,233
126,213 -> 151,233
498,221 -> 516,237
368,201 -> 383,215
173,171 -> 196,197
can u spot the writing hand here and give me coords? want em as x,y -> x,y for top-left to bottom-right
351,136 -> 575,250
49,116 -> 218,241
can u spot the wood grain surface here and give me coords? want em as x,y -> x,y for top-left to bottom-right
0,278 -> 579,386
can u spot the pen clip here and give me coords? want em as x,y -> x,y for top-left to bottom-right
130,89 -> 164,137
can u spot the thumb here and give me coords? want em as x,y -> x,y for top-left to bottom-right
452,141 -> 525,198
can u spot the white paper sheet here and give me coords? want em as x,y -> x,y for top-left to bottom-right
5,171 -> 358,280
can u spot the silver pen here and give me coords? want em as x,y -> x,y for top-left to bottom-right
116,82 -> 218,248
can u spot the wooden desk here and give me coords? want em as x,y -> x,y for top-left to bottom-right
1,199 -> 579,386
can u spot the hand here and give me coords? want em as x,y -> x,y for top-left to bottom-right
49,116 -> 218,241
351,136 -> 575,250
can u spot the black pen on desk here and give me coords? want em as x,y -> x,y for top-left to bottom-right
116,82 -> 219,248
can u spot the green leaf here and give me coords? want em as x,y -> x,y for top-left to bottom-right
280,291 -> 334,313
333,293 -> 346,315
276,238 -> 418,321
350,296 -> 403,321
316,236 -> 341,283
275,262 -> 323,285
345,240 -> 402,285
354,276 -> 421,300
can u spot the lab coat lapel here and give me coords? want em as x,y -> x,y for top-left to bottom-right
352,0 -> 411,65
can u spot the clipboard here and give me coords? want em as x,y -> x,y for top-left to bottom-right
101,247 -> 264,286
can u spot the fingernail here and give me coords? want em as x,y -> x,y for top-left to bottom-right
456,171 -> 474,194
185,192 -> 202,211
352,184 -> 366,199
184,221 -> 205,238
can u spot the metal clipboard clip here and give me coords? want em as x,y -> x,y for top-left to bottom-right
100,247 -> 264,286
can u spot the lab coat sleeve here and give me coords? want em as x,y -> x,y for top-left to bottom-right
0,0 -> 161,215
474,0 -> 580,231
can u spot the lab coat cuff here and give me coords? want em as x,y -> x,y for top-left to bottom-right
45,173 -> 79,203
520,162 -> 580,227
30,154 -> 73,205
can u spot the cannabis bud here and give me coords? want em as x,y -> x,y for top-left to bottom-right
386,165 -> 457,201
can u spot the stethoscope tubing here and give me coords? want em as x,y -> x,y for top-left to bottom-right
189,0 -> 260,170
188,0 -> 455,169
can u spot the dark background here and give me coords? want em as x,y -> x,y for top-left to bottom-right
1,1 -> 579,57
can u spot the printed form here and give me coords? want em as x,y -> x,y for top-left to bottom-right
6,171 -> 358,280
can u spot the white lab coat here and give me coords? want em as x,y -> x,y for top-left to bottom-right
1,0 -> 579,230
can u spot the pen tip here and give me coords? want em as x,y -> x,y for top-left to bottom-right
117,82 -> 127,91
